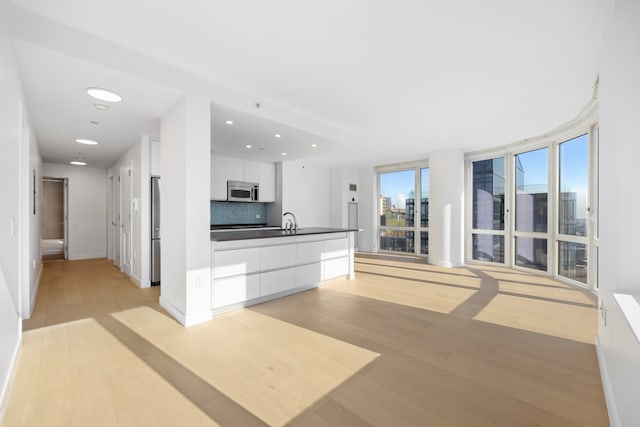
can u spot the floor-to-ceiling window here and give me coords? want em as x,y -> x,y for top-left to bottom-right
378,165 -> 429,256
467,128 -> 596,289
557,134 -> 589,284
471,157 -> 506,263
514,147 -> 549,272
419,167 -> 429,255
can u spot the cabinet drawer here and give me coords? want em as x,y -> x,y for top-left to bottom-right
323,238 -> 349,260
296,263 -> 322,287
213,274 -> 260,308
297,241 -> 323,265
260,268 -> 296,296
261,243 -> 296,271
324,257 -> 349,280
213,247 -> 261,278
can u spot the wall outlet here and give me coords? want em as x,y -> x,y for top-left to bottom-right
256,214 -> 261,219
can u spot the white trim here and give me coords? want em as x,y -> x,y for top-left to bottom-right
596,335 -> 620,427
68,253 -> 108,261
184,309 -> 213,327
159,296 -> 186,325
28,263 -> 43,316
0,340 -> 21,426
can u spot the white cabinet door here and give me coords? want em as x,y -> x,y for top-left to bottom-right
296,263 -> 322,287
214,247 -> 261,278
243,160 -> 260,183
297,241 -> 323,265
211,154 -> 227,200
213,274 -> 260,308
261,244 -> 296,271
258,162 -> 276,202
226,157 -> 244,182
260,268 -> 296,296
324,257 -> 349,280
323,237 -> 349,260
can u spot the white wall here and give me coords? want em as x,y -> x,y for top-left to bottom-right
597,0 -> 640,425
281,160 -> 331,228
42,163 -> 107,260
429,149 -> 465,267
108,135 -> 152,287
21,123 -> 42,319
329,166 -> 359,229
0,0 -> 26,419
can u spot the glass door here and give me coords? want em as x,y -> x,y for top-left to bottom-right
557,134 -> 589,285
513,147 -> 549,272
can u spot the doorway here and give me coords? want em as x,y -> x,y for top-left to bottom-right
42,177 -> 68,261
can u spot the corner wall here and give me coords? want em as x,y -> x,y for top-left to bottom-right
597,0 -> 640,425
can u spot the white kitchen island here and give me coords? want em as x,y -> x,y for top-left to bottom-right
210,228 -> 358,313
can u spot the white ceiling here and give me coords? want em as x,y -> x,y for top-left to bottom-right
13,39 -> 183,168
212,103 -> 346,162
10,0 -> 605,168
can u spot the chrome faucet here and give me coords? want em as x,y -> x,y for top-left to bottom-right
283,211 -> 298,232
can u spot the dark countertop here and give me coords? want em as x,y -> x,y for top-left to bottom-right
211,227 -> 359,242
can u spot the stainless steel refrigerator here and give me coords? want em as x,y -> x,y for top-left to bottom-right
151,176 -> 161,286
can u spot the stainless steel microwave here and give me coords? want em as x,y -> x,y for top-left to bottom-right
227,180 -> 259,202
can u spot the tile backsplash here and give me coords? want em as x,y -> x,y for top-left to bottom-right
210,201 -> 267,225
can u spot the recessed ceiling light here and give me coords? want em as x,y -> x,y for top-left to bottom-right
76,138 -> 98,145
245,145 -> 252,149
311,144 -> 318,148
281,152 -> 287,156
94,103 -> 109,110
70,161 -> 87,166
86,87 -> 122,103
225,120 -> 234,125
274,134 -> 282,138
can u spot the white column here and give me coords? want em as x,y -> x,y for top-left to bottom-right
159,94 -> 212,326
428,148 -> 465,267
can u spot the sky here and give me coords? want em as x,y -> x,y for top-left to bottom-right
380,134 -> 588,212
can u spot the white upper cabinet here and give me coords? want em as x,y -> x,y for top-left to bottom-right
243,160 -> 260,183
211,154 -> 276,201
259,162 -> 276,202
226,157 -> 244,182
211,154 -> 227,200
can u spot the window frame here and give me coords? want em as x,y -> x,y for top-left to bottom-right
376,161 -> 430,257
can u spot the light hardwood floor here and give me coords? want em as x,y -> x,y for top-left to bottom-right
4,255 -> 608,426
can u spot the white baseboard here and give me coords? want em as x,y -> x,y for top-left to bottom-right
159,297 -> 212,327
429,259 -> 464,268
68,253 -> 108,261
159,296 -> 186,325
596,335 -> 620,427
0,340 -> 21,427
184,309 -> 213,327
29,264 -> 43,317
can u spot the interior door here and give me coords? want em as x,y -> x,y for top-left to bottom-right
63,179 -> 68,260
120,165 -> 132,275
114,174 -> 120,267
